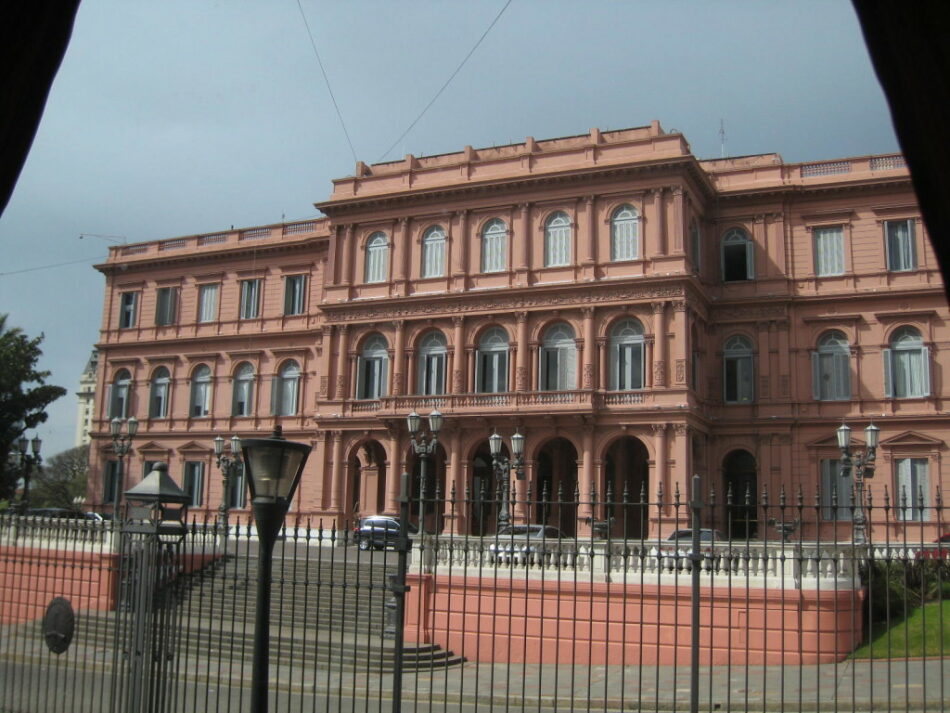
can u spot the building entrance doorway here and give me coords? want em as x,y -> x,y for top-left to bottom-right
603,436 -> 650,539
535,438 -> 578,536
723,449 -> 758,539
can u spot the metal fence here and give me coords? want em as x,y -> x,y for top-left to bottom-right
0,481 -> 947,713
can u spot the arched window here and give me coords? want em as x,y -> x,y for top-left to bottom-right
364,232 -> 389,284
232,362 -> 255,416
148,367 -> 170,419
544,212 -> 571,267
721,228 -> 754,282
540,323 -> 576,391
609,319 -> 645,390
272,360 -> 300,416
190,365 -> 212,417
476,327 -> 509,393
357,334 -> 388,399
417,331 -> 447,395
421,226 -> 446,278
723,335 -> 754,403
481,219 -> 507,273
812,330 -> 851,401
610,205 -> 640,261
109,369 -> 132,419
884,326 -> 930,398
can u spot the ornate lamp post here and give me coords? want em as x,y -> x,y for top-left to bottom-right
15,431 -> 42,513
213,434 -> 243,535
110,416 -> 139,519
239,426 -> 311,713
836,422 -> 880,545
488,430 -> 525,531
406,410 -> 443,526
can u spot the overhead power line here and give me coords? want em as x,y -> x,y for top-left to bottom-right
296,0 -> 359,163
376,0 -> 514,164
0,254 -> 106,278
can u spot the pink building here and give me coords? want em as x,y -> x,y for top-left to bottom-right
88,121 -> 947,542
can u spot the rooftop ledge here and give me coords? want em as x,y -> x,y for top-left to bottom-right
98,218 -> 331,268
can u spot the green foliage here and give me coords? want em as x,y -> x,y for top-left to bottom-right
853,596 -> 950,659
0,314 -> 67,500
30,444 -> 89,509
863,558 -> 950,623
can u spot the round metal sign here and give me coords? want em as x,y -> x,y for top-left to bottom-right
42,597 -> 75,655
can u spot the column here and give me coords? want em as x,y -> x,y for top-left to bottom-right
597,337 -> 608,390
777,320 -> 790,399
330,430 -> 344,512
392,320 -> 406,396
340,225 -> 353,285
671,187 -> 685,254
385,429 -> 402,514
581,195 -> 596,279
466,348 -> 475,392
672,301 -> 688,386
393,217 -> 408,295
516,312 -> 529,391
578,427 -> 595,526
582,307 -> 595,389
445,428 -> 463,533
516,203 -> 530,282
653,188 -> 667,256
652,423 -> 669,514
757,321 -> 771,401
452,316 -> 465,393
452,210 -> 468,291
334,324 -> 349,400
672,423 -> 690,526
652,301 -> 668,387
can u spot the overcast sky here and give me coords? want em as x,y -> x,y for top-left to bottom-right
0,0 -> 899,457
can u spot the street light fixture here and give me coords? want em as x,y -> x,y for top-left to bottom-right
213,434 -> 243,536
110,416 -> 138,519
406,410 -> 442,527
239,425 -> 311,713
488,430 -> 525,530
836,422 -> 880,545
16,431 -> 42,513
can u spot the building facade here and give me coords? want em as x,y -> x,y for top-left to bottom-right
87,121 -> 948,541
75,349 -> 98,447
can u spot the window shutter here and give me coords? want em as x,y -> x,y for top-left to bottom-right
920,346 -> 931,396
270,376 -> 280,414
882,349 -> 893,398
834,351 -> 851,399
745,241 -> 755,279
811,352 -> 821,400
563,347 -> 576,390
896,458 -> 911,521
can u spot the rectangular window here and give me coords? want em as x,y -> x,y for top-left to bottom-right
482,231 -> 506,272
540,348 -> 575,391
228,462 -> 247,509
895,458 -> 929,521
143,460 -> 158,478
422,238 -> 445,278
154,287 -> 179,326
820,458 -> 852,520
239,279 -> 261,319
477,351 -> 507,393
184,461 -> 205,507
613,344 -> 644,390
283,275 -> 306,315
357,358 -> 385,400
885,219 -> 916,272
103,461 -> 122,504
884,346 -> 931,398
119,292 -> 138,329
419,354 -> 445,395
723,355 -> 754,403
197,284 -> 218,323
812,351 -> 851,401
814,226 -> 844,276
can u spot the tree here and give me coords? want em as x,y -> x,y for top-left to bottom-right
0,314 -> 67,501
30,444 -> 89,509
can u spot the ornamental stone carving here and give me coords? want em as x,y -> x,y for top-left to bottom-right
516,366 -> 528,391
675,359 -> 686,384
319,375 -> 329,398
654,361 -> 666,386
583,364 -> 594,389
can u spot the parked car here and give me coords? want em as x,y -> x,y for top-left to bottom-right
488,524 -> 568,564
665,528 -> 725,544
353,516 -> 418,551
660,529 -> 726,569
24,507 -> 86,519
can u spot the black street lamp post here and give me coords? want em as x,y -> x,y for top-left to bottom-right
213,434 -> 242,537
16,432 -> 42,513
836,422 -> 880,545
239,426 -> 311,713
488,430 -> 525,531
110,416 -> 138,519
406,410 -> 443,526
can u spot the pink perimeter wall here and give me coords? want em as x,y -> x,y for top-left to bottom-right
405,573 -> 864,665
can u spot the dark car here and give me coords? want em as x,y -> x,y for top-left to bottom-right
24,507 -> 86,519
488,524 -> 567,563
353,516 -> 418,551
